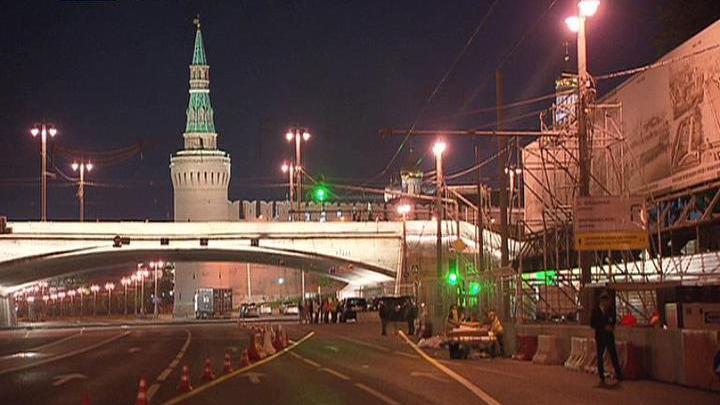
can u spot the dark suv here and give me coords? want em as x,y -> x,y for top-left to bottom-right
377,296 -> 415,322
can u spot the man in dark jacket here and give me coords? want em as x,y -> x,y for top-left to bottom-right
590,293 -> 623,384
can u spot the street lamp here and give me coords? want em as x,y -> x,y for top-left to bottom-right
58,291 -> 66,317
285,127 -> 311,215
30,123 -> 58,221
136,267 -> 150,317
105,282 -> 115,315
131,273 -> 139,315
151,261 -> 164,319
71,161 -> 94,222
90,284 -> 100,316
27,295 -> 35,322
566,0 -> 600,286
281,161 -> 295,212
67,290 -> 76,316
121,277 -> 131,315
432,140 -> 446,319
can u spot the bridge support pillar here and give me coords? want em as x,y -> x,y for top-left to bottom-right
0,294 -> 17,328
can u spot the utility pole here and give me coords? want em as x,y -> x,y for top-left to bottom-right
433,142 -> 447,319
576,5 -> 592,286
474,143 -> 484,270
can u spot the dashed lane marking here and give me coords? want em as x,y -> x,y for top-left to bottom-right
354,382 -> 400,405
302,358 -> 322,368
319,367 -> 351,381
394,350 -> 420,359
336,336 -> 392,353
148,329 -> 191,401
398,331 -> 503,405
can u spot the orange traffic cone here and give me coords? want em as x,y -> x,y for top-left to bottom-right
272,326 -> 284,351
177,365 -> 193,392
239,347 -> 251,367
82,392 -> 92,405
135,377 -> 148,405
223,352 -> 234,374
202,358 -> 216,381
247,332 -> 263,362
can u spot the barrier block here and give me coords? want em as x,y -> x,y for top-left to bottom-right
681,330 -> 720,392
532,335 -> 565,365
564,337 -> 588,371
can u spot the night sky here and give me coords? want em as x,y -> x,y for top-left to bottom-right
1,0 -> 666,220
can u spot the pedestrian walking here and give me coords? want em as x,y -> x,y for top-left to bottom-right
591,293 -> 623,385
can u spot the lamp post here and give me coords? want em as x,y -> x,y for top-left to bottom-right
30,123 -> 58,221
71,161 -> 93,222
105,282 -> 115,315
285,128 -> 311,217
396,203 -> 412,295
90,284 -> 100,316
152,261 -> 164,319
121,277 -> 131,315
432,141 -> 446,318
67,290 -> 76,316
58,291 -> 66,317
27,296 -> 35,322
281,161 -> 295,216
566,0 -> 600,286
131,274 -> 139,315
137,267 -> 149,317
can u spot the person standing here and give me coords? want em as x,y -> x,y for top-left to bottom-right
590,293 -> 623,385
488,310 -> 505,357
406,298 -> 418,335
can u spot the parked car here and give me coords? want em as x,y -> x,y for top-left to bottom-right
280,301 -> 299,316
240,303 -> 260,318
259,303 -> 273,316
194,288 -> 233,319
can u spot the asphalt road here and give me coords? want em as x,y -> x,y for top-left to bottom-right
0,319 -> 718,405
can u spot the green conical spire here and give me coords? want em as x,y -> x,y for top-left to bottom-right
192,24 -> 207,65
184,16 -> 217,141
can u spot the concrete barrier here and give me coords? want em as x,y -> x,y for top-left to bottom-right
532,335 -> 565,365
681,330 -> 720,392
582,338 -> 597,374
564,337 -> 587,371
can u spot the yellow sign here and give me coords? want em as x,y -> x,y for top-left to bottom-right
574,231 -> 649,251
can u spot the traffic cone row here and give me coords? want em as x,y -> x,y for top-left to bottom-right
202,358 -> 216,381
177,365 -> 193,392
136,377 -> 148,405
239,347 -> 251,367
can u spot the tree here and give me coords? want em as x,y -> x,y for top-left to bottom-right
655,0 -> 720,55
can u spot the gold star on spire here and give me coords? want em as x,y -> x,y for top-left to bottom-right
193,14 -> 201,29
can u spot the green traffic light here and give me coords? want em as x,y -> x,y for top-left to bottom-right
468,281 -> 481,295
447,272 -> 459,286
312,183 -> 329,203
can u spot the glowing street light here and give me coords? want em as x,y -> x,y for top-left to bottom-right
71,161 -> 93,222
579,0 -> 600,17
90,284 -> 100,316
285,127 -> 312,213
105,282 -> 115,315
30,122 -> 58,221
121,277 -> 131,315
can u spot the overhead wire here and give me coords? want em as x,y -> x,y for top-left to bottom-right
365,0 -> 503,186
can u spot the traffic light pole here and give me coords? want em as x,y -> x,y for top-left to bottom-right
435,149 -> 444,320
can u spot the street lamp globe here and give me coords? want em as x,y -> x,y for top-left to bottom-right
86,163 -> 93,172
396,204 -> 412,216
105,282 -> 115,291
90,285 -> 100,293
30,127 -> 40,137
71,162 -> 79,171
579,0 -> 600,17
565,16 -> 580,33
302,131 -> 311,141
286,131 -> 294,141
432,141 -> 447,156
281,162 -> 289,173
48,127 -> 58,137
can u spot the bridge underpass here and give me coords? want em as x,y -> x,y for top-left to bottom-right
0,220 -> 514,325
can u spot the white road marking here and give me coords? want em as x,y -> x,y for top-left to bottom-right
325,345 -> 340,353
243,371 -> 264,384
51,373 -> 87,387
302,358 -> 322,368
0,331 -> 130,376
362,364 -> 370,369
288,351 -> 304,360
354,383 -> 400,405
1,333 -> 80,360
410,371 -> 449,382
148,328 -> 191,402
128,347 -> 141,353
337,336 -> 391,353
398,331 -> 503,405
319,367 -> 351,381
470,365 -> 523,379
